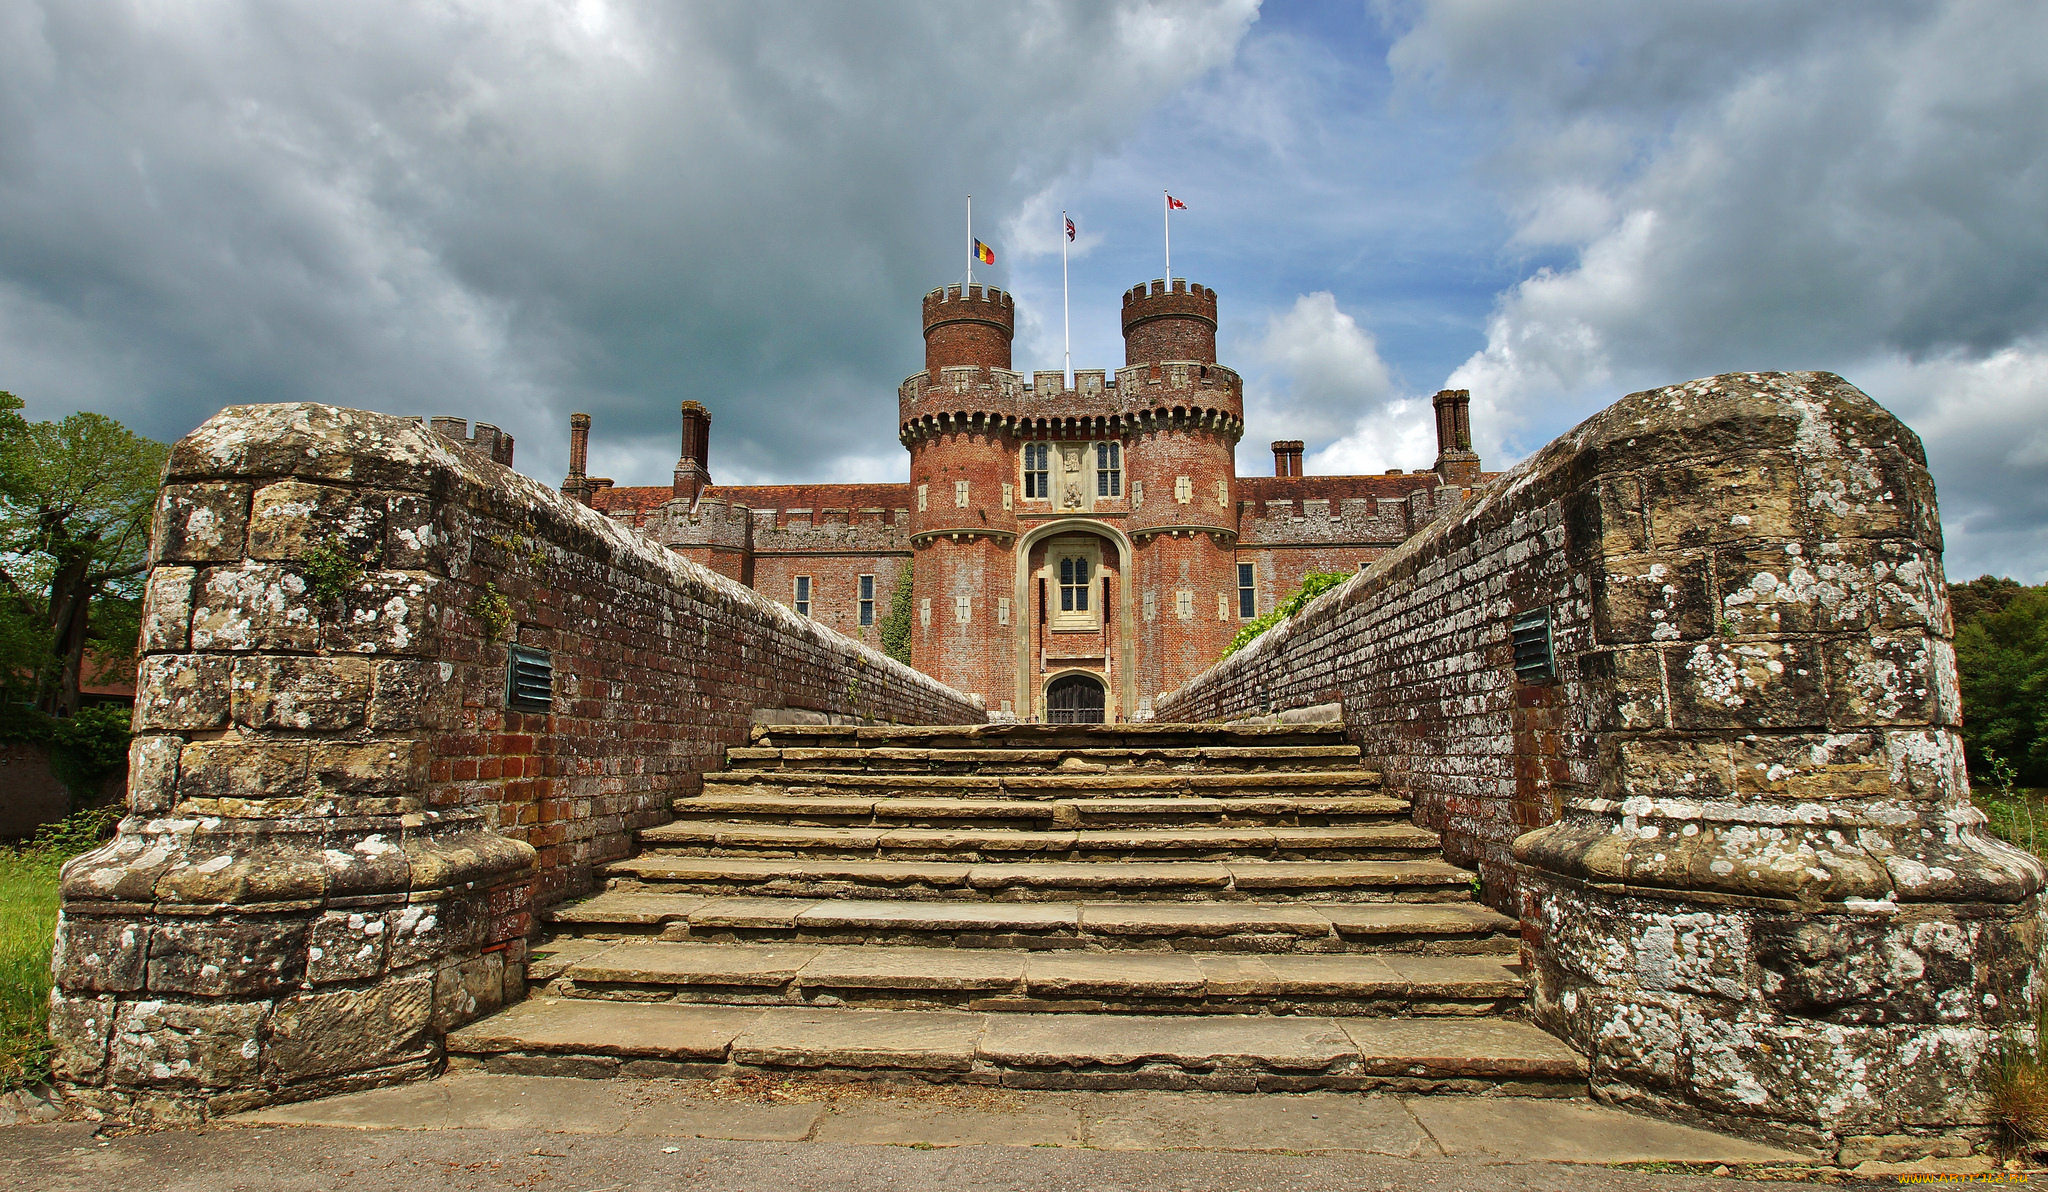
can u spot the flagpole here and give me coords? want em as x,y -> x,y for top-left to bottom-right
1062,210 -> 1072,389
966,194 -> 974,286
1163,190 -> 1171,280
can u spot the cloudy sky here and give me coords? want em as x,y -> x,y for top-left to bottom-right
4,0 -> 2045,580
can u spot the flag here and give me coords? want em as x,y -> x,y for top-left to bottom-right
1065,217 -> 1076,241
974,239 -> 995,265
1166,194 -> 1187,210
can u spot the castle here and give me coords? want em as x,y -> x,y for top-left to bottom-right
561,278 -> 1493,721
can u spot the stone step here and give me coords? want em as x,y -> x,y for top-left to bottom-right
698,769 -> 1384,800
446,1000 -> 1583,1093
546,891 -> 1519,955
601,856 -> 1483,903
678,793 -> 1409,829
722,744 -> 1365,775
636,821 -> 1442,862
749,723 -> 1350,752
532,938 -> 1530,1015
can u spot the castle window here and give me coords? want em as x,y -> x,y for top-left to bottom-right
1175,589 -> 1193,619
794,575 -> 812,617
1174,474 -> 1192,504
955,479 -> 970,508
1051,544 -> 1101,631
917,484 -> 928,511
1023,443 -> 1050,498
859,574 -> 875,626
997,596 -> 1010,626
1096,442 -> 1121,497
920,598 -> 931,628
954,595 -> 971,624
1216,478 -> 1229,507
1002,482 -> 1014,511
1131,479 -> 1144,508
1059,556 -> 1091,613
1238,563 -> 1256,618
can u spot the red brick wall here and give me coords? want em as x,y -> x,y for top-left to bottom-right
752,553 -> 907,655
922,285 -> 1013,374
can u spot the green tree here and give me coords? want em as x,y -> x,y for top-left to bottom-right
0,393 -> 168,718
1955,581 -> 2048,788
1952,575 -> 2025,627
878,561 -> 914,665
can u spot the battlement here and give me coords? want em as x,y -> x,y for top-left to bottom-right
1121,277 -> 1216,317
427,415 -> 515,467
898,361 -> 1245,439
923,283 -> 1015,327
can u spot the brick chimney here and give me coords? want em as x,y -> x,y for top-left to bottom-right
1432,390 -> 1481,485
1271,440 -> 1305,477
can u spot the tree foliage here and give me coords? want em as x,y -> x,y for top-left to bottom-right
879,561 -> 914,665
0,392 -> 167,718
1954,576 -> 2048,788
1223,569 -> 1353,659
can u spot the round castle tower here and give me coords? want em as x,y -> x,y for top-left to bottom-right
905,284 -> 1022,709
1116,279 -> 1241,702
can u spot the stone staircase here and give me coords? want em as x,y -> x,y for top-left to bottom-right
448,723 -> 1585,1093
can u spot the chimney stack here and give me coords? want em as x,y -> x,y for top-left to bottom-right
674,401 -> 712,502
1271,440 -> 1304,477
1432,389 -> 1481,485
563,413 -> 592,505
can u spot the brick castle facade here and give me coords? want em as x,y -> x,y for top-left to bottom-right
561,277 -> 1492,721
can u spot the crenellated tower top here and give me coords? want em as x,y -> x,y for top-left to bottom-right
1121,279 -> 1218,365
922,284 -> 1014,375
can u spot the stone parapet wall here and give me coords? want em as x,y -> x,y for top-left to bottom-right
1156,372 -> 2045,1154
51,402 -> 983,1121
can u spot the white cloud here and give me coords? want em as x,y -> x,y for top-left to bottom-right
0,0 -> 1260,485
1239,290 -> 1426,475
1394,0 -> 2048,577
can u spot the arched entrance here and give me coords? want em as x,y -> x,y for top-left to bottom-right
1013,518 -> 1138,721
1046,672 -> 1107,724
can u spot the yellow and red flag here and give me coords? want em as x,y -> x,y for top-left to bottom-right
974,239 -> 995,265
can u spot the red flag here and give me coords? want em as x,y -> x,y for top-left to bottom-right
1065,217 -> 1076,241
974,239 -> 995,265
1166,194 -> 1187,210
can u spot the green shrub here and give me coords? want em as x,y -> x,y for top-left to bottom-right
1222,569 -> 1352,659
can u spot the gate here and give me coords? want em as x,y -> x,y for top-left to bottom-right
1046,673 -> 1107,724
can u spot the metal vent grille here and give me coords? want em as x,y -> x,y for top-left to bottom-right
1511,607 -> 1556,685
506,645 -> 553,713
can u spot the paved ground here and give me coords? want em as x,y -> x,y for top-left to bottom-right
0,1073 -> 2019,1190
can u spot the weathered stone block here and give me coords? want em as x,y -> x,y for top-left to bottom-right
383,493 -> 441,570
305,739 -> 428,796
190,563 -> 322,652
247,480 -> 386,564
51,916 -> 149,993
385,895 -> 484,971
1574,647 -> 1665,732
1669,640 -> 1825,730
1610,736 -> 1735,802
1643,459 -> 1800,550
1825,634 -> 1951,726
230,656 -> 371,731
1634,910 -> 1749,1000
177,738 -> 310,801
141,566 -> 197,653
1593,554 -> 1712,644
109,999 -> 268,1088
151,834 -> 332,905
147,917 -> 309,996
1730,732 -> 1889,799
127,734 -> 184,815
1755,916 -> 1975,1025
306,910 -> 390,983
265,977 -> 432,1083
1584,990 -> 1688,1090
132,654 -> 232,731
47,995 -> 114,1083
367,659 -> 450,731
1885,728 -> 1969,801
151,483 -> 251,564
323,571 -> 437,656
431,951 -> 506,1030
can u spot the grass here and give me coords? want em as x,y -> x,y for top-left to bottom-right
1973,753 -> 2048,1154
0,806 -> 117,1092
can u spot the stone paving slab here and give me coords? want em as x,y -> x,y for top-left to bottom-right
1022,951 -> 1209,997
965,861 -> 1234,888
1226,859 -> 1473,888
731,1007 -> 987,1071
546,890 -> 708,925
1077,900 -> 1334,936
977,1012 -> 1361,1072
220,1070 -> 1818,1168
446,999 -> 762,1060
790,898 -> 1077,932
798,945 -> 1027,991
572,942 -> 818,987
